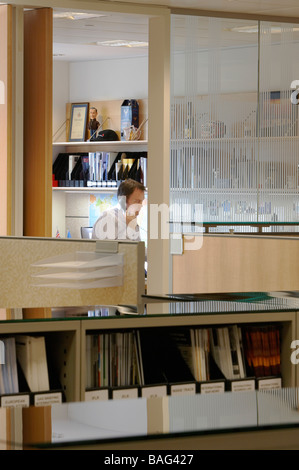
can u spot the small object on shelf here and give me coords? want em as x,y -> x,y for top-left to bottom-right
201,120 -> 226,138
87,106 -> 100,140
95,129 -> 119,142
121,99 -> 139,141
123,118 -> 148,141
69,103 -> 89,142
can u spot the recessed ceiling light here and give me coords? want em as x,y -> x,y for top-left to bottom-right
228,25 -> 299,33
96,40 -> 148,48
53,11 -> 106,21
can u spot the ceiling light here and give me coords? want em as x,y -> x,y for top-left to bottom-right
228,25 -> 299,34
96,40 -> 148,48
53,11 -> 106,21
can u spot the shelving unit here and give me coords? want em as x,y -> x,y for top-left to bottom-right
0,319 -> 81,403
80,306 -> 296,401
0,300 -> 297,407
52,139 -> 148,238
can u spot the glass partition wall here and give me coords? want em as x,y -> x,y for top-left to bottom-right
170,15 -> 299,232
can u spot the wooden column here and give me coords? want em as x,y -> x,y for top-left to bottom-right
23,8 -> 52,238
23,8 -> 52,319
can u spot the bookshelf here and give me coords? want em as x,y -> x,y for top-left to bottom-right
80,304 -> 296,401
0,319 -> 81,404
0,294 -> 298,450
0,302 -> 296,407
52,140 -> 148,238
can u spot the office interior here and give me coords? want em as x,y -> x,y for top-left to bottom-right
2,0 -> 299,450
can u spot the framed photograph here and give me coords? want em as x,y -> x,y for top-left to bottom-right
68,103 -> 89,141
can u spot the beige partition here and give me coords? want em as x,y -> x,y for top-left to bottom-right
0,236 -> 145,309
172,234 -> 299,294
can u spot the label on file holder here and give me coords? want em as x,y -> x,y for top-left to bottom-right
1,394 -> 30,408
170,383 -> 196,396
112,388 -> 139,400
231,379 -> 256,392
85,389 -> 109,401
200,381 -> 225,394
141,385 -> 167,399
34,392 -> 62,407
257,377 -> 282,391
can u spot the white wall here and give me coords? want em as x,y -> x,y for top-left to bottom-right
172,43 -> 299,97
53,56 -> 148,142
69,56 -> 148,102
53,61 -> 70,142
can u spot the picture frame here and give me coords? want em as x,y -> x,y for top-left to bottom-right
68,103 -> 89,142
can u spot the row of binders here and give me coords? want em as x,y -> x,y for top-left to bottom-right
0,335 -> 63,408
52,151 -> 147,188
85,324 -> 282,401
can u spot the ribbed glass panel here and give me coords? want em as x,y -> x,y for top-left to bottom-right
258,22 -> 298,229
168,392 -> 258,432
257,388 -> 299,426
170,16 -> 299,232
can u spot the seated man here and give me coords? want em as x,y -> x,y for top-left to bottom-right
92,179 -> 145,241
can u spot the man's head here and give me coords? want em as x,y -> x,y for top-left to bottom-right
118,178 -> 145,217
89,107 -> 98,120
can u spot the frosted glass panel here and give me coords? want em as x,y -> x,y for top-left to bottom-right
258,23 -> 299,224
170,16 -> 299,230
257,388 -> 299,426
168,392 -> 258,432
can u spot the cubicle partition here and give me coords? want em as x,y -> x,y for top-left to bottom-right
0,236 -> 145,311
172,234 -> 299,294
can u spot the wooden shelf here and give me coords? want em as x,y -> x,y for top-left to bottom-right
53,140 -> 148,153
52,186 -> 118,193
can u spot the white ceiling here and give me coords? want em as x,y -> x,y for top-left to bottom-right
52,0 -> 299,62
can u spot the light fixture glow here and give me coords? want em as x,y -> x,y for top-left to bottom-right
228,25 -> 299,34
96,40 -> 148,48
53,11 -> 106,21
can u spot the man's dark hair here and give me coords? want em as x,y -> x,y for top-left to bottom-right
117,179 -> 146,200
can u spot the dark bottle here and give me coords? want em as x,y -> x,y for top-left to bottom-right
122,164 -> 129,180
